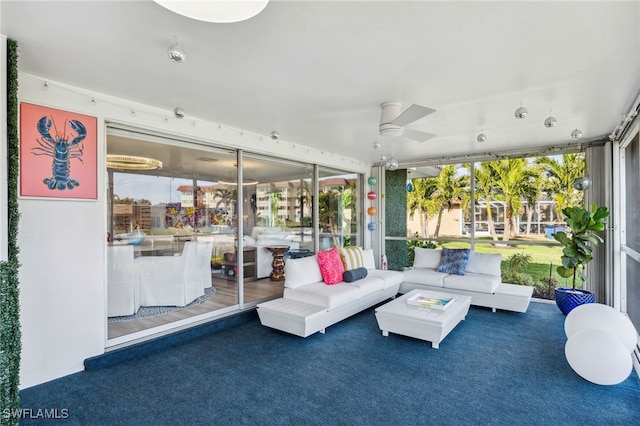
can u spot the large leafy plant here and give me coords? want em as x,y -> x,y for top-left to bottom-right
553,204 -> 610,290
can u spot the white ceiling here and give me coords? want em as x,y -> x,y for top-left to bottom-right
2,1 -> 639,167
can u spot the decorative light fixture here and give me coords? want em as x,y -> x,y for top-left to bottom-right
167,37 -> 186,63
476,133 -> 486,143
154,0 -> 270,23
173,107 -> 185,119
544,116 -> 557,128
386,157 -> 398,171
106,155 -> 163,170
514,106 -> 528,119
544,109 -> 557,128
406,179 -> 414,192
572,176 -> 591,191
270,130 -> 279,140
218,178 -> 259,186
571,128 -> 583,139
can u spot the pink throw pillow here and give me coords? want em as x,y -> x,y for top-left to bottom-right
317,247 -> 345,285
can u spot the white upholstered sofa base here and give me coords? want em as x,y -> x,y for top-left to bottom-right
257,285 -> 399,337
399,281 -> 533,313
257,248 -> 402,337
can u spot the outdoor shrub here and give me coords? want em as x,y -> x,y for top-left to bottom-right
533,276 -> 558,300
505,252 -> 532,274
502,271 -> 534,286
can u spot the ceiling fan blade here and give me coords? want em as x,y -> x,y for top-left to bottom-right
402,128 -> 436,142
391,104 -> 436,127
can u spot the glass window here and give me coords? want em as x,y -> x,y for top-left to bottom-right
402,154 -> 585,300
318,167 -> 361,250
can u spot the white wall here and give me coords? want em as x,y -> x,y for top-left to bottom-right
17,73 -> 369,388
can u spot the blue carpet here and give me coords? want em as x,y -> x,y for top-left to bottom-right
19,302 -> 640,425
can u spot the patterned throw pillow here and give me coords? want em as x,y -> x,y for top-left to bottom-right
436,248 -> 471,275
338,246 -> 365,270
317,247 -> 345,285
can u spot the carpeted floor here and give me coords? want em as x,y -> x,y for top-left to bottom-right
107,287 -> 216,323
19,301 -> 640,425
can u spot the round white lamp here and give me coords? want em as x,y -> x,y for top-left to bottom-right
565,329 -> 632,385
565,303 -> 638,352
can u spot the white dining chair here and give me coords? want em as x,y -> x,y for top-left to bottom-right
107,245 -> 141,317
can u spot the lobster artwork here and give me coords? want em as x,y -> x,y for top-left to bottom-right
32,116 -> 86,190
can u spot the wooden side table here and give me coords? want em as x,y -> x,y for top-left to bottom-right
266,245 -> 290,281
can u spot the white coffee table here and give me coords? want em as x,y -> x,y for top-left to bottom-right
375,289 -> 471,348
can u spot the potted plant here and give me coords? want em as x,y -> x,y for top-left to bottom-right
553,203 -> 610,315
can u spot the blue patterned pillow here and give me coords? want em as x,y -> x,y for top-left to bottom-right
436,248 -> 470,275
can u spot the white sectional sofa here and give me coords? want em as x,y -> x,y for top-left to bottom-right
400,248 -> 533,313
257,249 -> 402,337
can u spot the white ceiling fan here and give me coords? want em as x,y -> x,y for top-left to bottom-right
378,101 -> 436,142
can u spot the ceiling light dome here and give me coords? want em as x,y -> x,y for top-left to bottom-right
571,128 -> 583,139
514,106 -> 528,119
167,41 -> 186,63
154,1 -> 270,23
544,116 -> 557,128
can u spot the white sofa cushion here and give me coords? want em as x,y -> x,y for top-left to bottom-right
443,272 -> 501,294
284,255 -> 322,289
283,282 -> 366,309
366,269 -> 404,289
465,252 -> 502,277
362,249 -> 377,270
346,276 -> 385,293
402,267 -> 447,287
413,248 -> 442,269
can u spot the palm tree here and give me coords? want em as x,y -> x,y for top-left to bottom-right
536,154 -> 585,220
268,186 -> 281,227
430,165 -> 466,238
407,177 -> 438,237
489,158 -> 536,242
522,162 -> 545,236
471,162 -> 500,241
318,187 -> 342,246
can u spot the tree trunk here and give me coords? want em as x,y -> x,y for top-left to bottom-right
486,204 -> 498,241
502,211 -> 511,242
434,208 -> 443,238
423,211 -> 430,238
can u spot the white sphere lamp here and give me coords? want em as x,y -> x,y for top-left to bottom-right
565,303 -> 638,352
565,329 -> 632,385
